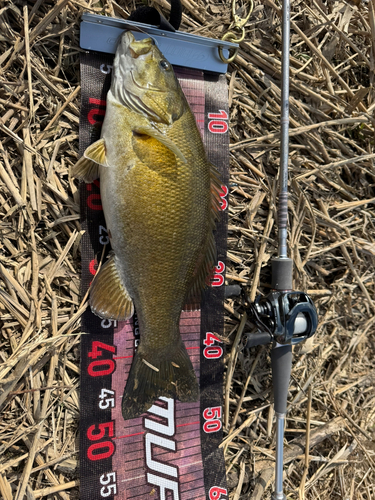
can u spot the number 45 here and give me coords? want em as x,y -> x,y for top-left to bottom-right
99,388 -> 115,410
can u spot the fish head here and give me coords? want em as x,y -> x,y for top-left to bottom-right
112,31 -> 185,125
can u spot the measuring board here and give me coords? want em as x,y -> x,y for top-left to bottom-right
78,33 -> 229,500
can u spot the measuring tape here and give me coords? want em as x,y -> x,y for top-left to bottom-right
78,50 -> 230,500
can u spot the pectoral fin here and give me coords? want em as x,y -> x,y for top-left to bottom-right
90,253 -> 134,320
132,132 -> 177,174
133,126 -> 187,164
84,138 -> 107,166
70,138 -> 107,182
70,156 -> 100,182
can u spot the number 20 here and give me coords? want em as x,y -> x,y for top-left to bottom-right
99,225 -> 109,245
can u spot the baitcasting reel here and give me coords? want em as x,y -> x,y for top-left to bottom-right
246,290 -> 318,348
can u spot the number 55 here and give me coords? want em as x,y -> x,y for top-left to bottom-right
100,473 -> 117,497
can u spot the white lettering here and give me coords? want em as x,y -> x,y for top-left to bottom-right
146,473 -> 179,500
144,398 -> 179,498
145,397 -> 174,436
145,433 -> 177,478
101,319 -> 117,329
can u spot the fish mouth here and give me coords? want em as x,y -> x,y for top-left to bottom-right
118,32 -> 163,93
112,31 -> 174,124
118,31 -> 154,58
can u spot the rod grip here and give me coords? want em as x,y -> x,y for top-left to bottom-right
271,344 -> 292,414
271,258 -> 293,291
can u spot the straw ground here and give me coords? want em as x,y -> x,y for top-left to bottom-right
0,0 -> 374,498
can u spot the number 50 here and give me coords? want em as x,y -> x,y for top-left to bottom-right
209,486 -> 227,499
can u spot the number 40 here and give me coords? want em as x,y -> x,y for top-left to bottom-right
203,332 -> 223,359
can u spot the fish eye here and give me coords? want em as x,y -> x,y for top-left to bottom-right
159,60 -> 171,70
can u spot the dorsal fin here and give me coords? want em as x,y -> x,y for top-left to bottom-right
184,162 -> 222,307
210,162 -> 223,216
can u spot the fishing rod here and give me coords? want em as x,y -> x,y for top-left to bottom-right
244,0 -> 318,497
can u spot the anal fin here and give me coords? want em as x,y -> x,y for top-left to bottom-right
90,253 -> 134,320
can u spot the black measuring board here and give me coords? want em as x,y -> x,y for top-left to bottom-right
78,50 -> 229,500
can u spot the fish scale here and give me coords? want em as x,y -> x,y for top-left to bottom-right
72,31 -> 221,419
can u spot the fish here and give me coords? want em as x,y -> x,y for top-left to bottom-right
71,31 -> 222,420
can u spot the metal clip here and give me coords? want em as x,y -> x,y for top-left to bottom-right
219,0 -> 253,63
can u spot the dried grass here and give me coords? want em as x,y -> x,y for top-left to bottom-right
0,0 -> 374,499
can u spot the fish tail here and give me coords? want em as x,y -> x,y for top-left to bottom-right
122,340 -> 199,420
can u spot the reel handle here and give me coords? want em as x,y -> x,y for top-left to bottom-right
245,290 -> 318,348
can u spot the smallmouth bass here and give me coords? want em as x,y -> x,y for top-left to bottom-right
72,31 -> 222,419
